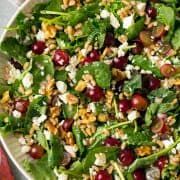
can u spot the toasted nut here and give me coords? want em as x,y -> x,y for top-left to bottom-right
0,91 -> 10,104
45,121 -> 58,135
105,90 -> 114,110
65,132 -> 75,145
98,113 -> 109,122
42,22 -> 57,39
67,93 -> 79,105
135,146 -> 152,157
75,80 -> 87,92
112,68 -> 126,81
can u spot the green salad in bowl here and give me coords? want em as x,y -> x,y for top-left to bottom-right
0,0 -> 180,179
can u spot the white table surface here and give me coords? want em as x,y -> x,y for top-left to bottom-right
0,1 -> 26,179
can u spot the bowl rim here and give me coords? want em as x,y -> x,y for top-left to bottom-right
0,0 -> 32,179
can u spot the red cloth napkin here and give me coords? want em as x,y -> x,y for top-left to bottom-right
0,147 -> 14,180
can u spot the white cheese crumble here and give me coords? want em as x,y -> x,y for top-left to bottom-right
127,110 -> 140,121
18,136 -> 26,145
94,153 -> 106,166
125,70 -> 131,79
162,137 -> 176,154
32,114 -> 47,127
56,81 -> 67,94
136,2 -> 146,16
36,30 -> 45,41
100,9 -> 110,19
7,63 -> 21,84
123,15 -> 134,29
64,145 -> 78,158
12,110 -> 22,118
110,13 -> 120,29
21,145 -> 30,154
22,72 -> 33,89
44,130 -> 51,140
118,42 -> 128,57
87,102 -> 96,113
59,93 -> 69,104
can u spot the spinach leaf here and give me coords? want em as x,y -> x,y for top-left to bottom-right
123,127 -> 152,146
147,88 -> 176,103
158,102 -> 178,113
41,2 -> 100,26
24,157 -> 56,180
0,37 -> 27,65
63,104 -> 78,119
155,4 -> 175,40
25,96 -> 47,132
171,28 -> 180,50
58,161 -> 83,179
55,69 -> 68,82
83,146 -> 119,171
126,17 -> 145,40
132,55 -> 162,77
145,103 -> 159,126
48,135 -> 64,167
128,137 -> 180,173
76,62 -> 111,89
123,74 -> 142,95
31,55 -> 54,92
72,126 -> 85,156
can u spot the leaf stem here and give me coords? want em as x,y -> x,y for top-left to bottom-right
111,161 -> 125,180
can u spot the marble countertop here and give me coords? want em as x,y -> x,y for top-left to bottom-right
0,1 -> 26,179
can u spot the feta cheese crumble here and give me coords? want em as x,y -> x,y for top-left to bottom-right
32,114 -> 47,127
56,81 -> 67,94
110,13 -> 120,29
123,15 -> 134,29
127,110 -> 140,121
22,72 -> 33,89
100,9 -> 110,19
12,110 -> 22,118
94,153 -> 107,166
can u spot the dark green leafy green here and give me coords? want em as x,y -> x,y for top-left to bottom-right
123,74 -> 142,95
0,37 -> 27,65
162,164 -> 179,180
24,157 -> 56,180
72,126 -> 85,155
128,137 -> 180,173
83,19 -> 110,48
123,127 -> 152,146
126,17 -> 145,40
83,146 -> 119,171
41,2 -> 100,26
31,55 -> 54,92
171,28 -> 180,50
62,104 -> 78,119
76,62 -> 111,89
147,88 -> 176,103
45,0 -> 62,12
158,102 -> 178,113
145,103 -> 159,126
106,0 -> 123,15
48,135 -> 64,167
132,55 -> 162,77
55,69 -> 68,81
25,96 -> 47,133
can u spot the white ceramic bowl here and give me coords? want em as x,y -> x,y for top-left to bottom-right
0,0 -> 47,179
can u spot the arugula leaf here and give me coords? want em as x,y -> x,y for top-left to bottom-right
147,88 -> 176,103
41,2 -> 100,26
123,127 -> 152,146
83,19 -> 110,48
31,55 -> 54,92
0,114 -> 25,134
48,135 -> 64,168
145,103 -> 159,126
63,104 -> 78,119
24,157 -> 56,180
126,17 -> 145,40
0,37 -> 27,65
132,55 -> 162,77
128,137 -> 180,173
171,28 -> 180,50
123,74 -> 142,95
76,62 -> 111,89
83,146 -> 119,171
72,126 -> 85,156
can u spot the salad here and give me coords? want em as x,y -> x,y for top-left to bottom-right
0,0 -> 180,179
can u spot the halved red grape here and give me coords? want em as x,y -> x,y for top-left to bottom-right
119,99 -> 131,113
86,86 -> 104,102
146,6 -> 157,19
31,41 -> 46,55
104,137 -> 121,147
113,56 -> 128,70
119,149 -> 135,166
83,50 -> 100,64
62,119 -> 74,132
160,64 -> 176,77
139,31 -> 154,46
148,75 -> 161,90
14,100 -> 29,113
131,94 -> 148,111
133,169 -> 146,180
29,144 -> 44,159
95,170 -> 112,180
53,49 -> 69,66
151,118 -> 165,133
132,41 -> 144,55
155,156 -> 169,171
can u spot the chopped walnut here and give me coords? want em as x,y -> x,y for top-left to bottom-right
42,22 -> 57,39
135,146 -> 152,157
75,80 -> 87,92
